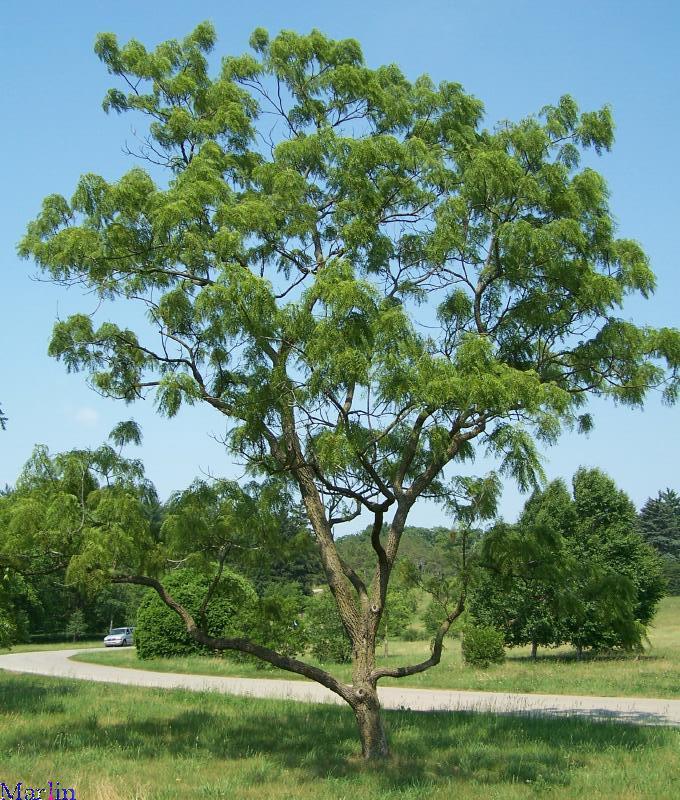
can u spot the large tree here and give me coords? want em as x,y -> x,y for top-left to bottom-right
0,436 -> 315,650
18,25 -> 680,758
565,467 -> 667,651
470,480 -> 578,657
0,437 -> 158,650
471,472 -> 666,656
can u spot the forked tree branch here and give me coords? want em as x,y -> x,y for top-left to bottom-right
370,593 -> 466,681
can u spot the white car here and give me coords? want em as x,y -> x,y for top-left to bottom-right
104,627 -> 134,647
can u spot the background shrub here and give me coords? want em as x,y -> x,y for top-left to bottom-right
135,567 -> 258,659
401,625 -> 428,641
461,624 -> 506,668
135,568 -> 308,661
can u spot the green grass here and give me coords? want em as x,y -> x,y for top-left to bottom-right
73,596 -> 680,699
0,671 -> 678,799
0,639 -> 102,654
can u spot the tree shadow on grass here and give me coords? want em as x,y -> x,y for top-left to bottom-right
505,650 -> 665,664
0,678 -> 675,793
0,674 -> 73,715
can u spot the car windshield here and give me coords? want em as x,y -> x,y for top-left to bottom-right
109,628 -> 127,635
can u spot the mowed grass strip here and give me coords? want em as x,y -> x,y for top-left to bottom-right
0,671 -> 678,800
73,596 -> 680,699
0,640 -> 103,654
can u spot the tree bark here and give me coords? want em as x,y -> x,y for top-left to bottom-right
352,687 -> 389,760
531,640 -> 538,660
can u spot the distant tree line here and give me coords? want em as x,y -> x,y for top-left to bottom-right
0,436 -> 675,660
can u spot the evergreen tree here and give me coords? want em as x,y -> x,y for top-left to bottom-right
639,489 -> 680,560
65,609 -> 86,642
639,490 -> 680,593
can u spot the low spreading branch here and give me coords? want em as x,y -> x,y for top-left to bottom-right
111,573 -> 354,701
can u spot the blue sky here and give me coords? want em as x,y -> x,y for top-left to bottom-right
1,0 -> 678,527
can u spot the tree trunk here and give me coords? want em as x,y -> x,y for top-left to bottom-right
531,640 -> 538,660
352,688 -> 389,760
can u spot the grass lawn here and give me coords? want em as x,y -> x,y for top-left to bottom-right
0,640 -> 102,655
0,671 -> 678,800
72,596 -> 680,699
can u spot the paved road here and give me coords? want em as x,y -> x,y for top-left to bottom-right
1,647 -> 678,727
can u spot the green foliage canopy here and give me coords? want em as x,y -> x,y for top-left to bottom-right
19,25 -> 679,519
470,469 -> 667,654
568,468 -> 666,645
0,443 -> 158,594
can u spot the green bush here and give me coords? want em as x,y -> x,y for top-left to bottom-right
135,567 -> 258,659
401,625 -> 427,641
135,569 -> 308,662
461,624 -> 505,668
304,590 -> 352,663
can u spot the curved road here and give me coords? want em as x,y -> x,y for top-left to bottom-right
0,647 -> 678,727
